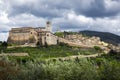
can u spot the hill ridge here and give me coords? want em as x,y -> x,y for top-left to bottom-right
79,30 -> 120,46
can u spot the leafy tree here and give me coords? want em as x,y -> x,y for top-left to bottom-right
54,32 -> 64,37
1,41 -> 8,53
94,46 -> 101,51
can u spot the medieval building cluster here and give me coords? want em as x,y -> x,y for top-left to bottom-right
7,21 -> 109,49
7,21 -> 58,46
6,21 -> 120,54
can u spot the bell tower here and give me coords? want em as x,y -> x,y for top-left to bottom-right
46,21 -> 52,32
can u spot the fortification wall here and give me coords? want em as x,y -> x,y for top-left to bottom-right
8,33 -> 29,44
7,27 -> 39,45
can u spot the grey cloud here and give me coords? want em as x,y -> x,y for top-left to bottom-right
7,0 -> 67,18
74,0 -> 120,17
0,0 -> 120,41
6,0 -> 120,18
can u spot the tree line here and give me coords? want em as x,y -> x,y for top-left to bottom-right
0,41 -> 8,53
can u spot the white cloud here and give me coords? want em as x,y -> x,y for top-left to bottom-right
9,13 -> 47,27
67,11 -> 93,24
0,33 -> 9,41
0,0 -> 120,41
52,11 -> 120,35
105,0 -> 120,14
0,12 -> 10,24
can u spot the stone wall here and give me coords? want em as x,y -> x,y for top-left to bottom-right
7,21 -> 53,45
8,28 -> 37,45
8,32 -> 29,45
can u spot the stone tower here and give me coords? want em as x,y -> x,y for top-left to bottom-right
46,21 -> 52,32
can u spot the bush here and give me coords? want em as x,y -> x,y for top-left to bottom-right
100,60 -> 120,80
54,32 -> 64,37
0,58 -> 20,80
15,59 -> 100,80
1,56 -> 120,80
94,46 -> 102,52
0,41 -> 8,53
58,42 -> 69,47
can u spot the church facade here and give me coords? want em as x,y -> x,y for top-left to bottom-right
7,21 -> 58,46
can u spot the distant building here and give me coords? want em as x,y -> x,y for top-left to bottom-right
7,21 -> 58,46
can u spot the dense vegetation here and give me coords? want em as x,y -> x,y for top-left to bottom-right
0,42 -> 120,80
0,41 -> 8,53
54,31 -> 79,38
1,54 -> 120,80
3,45 -> 100,61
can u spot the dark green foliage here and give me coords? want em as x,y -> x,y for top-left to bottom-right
0,41 -> 2,46
2,41 -> 8,48
58,42 -> 69,47
0,41 -> 8,53
94,46 -> 102,52
99,60 -> 120,80
54,32 -> 64,37
1,57 -> 120,80
4,45 -> 98,60
0,58 -> 20,80
108,49 -> 120,56
1,44 -> 120,80
54,32 -> 79,38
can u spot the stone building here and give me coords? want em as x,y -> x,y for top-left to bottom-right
64,33 -> 108,47
7,21 -> 58,46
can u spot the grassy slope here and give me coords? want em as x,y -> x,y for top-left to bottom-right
1,44 -> 120,80
3,45 -> 100,60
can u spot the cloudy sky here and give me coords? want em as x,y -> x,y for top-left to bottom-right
0,0 -> 120,41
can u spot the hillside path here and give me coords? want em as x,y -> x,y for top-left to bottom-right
0,53 -> 29,56
46,53 -> 104,61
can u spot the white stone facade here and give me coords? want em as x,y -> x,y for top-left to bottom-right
7,21 -> 58,46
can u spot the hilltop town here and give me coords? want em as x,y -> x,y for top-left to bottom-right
0,21 -> 120,80
7,21 -> 120,54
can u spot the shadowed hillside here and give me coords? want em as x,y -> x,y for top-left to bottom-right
79,30 -> 120,46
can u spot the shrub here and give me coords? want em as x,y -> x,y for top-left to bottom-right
0,41 -> 8,53
100,60 -> 120,80
58,42 -> 69,47
0,58 -> 20,80
54,32 -> 64,37
94,46 -> 102,52
1,56 -> 120,80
